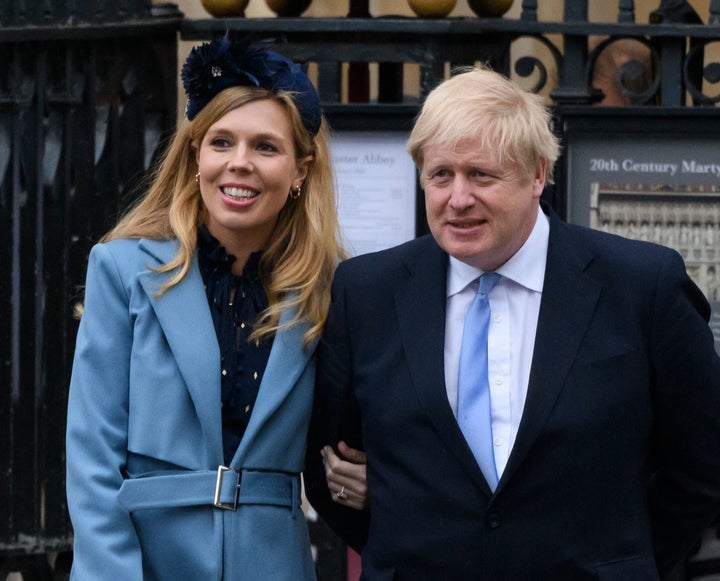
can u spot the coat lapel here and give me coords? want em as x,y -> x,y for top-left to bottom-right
500,210 -> 602,488
231,302 -> 313,467
395,237 -> 493,493
136,239 -> 224,466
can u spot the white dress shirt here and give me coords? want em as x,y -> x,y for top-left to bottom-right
444,206 -> 549,478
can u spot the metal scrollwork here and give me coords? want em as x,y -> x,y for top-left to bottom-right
511,35 -> 563,96
685,40 -> 720,105
588,36 -> 660,106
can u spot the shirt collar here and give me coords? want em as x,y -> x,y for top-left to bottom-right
447,205 -> 549,297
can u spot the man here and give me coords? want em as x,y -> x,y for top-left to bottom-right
304,65 -> 720,579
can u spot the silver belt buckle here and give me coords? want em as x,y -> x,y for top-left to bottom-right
214,465 -> 240,510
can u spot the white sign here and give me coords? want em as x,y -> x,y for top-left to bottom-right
330,131 -> 417,257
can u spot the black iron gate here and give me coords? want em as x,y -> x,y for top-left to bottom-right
0,2 -> 182,578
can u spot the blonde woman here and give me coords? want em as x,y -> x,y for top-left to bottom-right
66,36 -> 365,580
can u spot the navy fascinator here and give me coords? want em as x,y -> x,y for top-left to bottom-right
181,35 -> 322,136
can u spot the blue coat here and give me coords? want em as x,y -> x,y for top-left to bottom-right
66,238 -> 317,580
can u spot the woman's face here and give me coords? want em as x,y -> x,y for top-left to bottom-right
196,99 -> 309,253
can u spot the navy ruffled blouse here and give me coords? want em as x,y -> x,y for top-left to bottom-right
197,226 -> 274,465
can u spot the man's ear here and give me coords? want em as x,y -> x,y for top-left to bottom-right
532,158 -> 547,199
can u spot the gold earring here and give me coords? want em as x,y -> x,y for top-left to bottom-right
194,172 -> 200,184
290,184 -> 302,199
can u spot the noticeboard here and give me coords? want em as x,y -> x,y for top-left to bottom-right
325,105 -> 420,257
557,107 -> 720,352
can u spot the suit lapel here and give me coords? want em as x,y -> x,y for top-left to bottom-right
137,239 -> 224,466
395,237 -> 493,493
500,211 -> 602,487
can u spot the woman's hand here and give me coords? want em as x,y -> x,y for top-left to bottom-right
321,441 -> 369,510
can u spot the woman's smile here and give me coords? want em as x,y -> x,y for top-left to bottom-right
221,184 -> 259,201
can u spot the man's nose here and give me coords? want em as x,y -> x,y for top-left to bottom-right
448,176 -> 475,209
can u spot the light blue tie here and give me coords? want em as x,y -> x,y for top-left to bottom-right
457,272 -> 501,490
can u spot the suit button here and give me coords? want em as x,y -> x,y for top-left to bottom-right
487,511 -> 501,528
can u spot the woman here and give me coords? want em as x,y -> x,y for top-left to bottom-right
66,36 -> 365,580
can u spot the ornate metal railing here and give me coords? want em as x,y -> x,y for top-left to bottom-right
181,0 -> 720,109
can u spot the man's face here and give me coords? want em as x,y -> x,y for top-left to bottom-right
421,137 -> 546,271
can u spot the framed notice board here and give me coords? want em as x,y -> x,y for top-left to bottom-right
324,104 -> 421,257
556,107 -> 720,352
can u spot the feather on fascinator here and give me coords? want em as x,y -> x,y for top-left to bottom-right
181,35 -> 322,135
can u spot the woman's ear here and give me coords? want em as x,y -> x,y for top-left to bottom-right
296,155 -> 313,183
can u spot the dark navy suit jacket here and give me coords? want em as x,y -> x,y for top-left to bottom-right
305,204 -> 720,580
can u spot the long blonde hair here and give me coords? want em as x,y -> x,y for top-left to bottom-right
104,85 -> 345,347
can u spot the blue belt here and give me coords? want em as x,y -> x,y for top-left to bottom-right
117,466 -> 301,515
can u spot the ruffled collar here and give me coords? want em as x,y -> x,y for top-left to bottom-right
197,225 -> 262,280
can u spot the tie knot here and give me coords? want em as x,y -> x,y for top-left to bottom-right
478,272 -> 501,297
